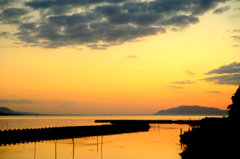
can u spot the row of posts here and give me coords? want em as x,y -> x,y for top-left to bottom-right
33,136 -> 104,159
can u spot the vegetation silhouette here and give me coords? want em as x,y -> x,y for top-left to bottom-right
180,86 -> 240,159
228,85 -> 240,119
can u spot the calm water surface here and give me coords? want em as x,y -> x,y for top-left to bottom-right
0,115 -> 207,159
0,115 -> 204,130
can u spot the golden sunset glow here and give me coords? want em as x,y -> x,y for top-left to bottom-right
0,0 -> 240,114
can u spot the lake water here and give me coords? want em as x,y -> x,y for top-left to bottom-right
0,115 -> 209,159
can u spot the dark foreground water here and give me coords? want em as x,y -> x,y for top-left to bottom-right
0,115 -> 209,159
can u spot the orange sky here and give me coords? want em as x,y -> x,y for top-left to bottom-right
0,0 -> 240,114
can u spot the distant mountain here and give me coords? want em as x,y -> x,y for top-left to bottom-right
0,107 -> 37,115
154,105 -> 228,116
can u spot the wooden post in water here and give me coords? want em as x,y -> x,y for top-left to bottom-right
34,142 -> 36,159
97,136 -> 99,153
55,142 -> 57,159
101,136 -> 103,159
72,138 -> 75,159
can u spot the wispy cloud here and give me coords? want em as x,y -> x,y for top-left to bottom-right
229,28 -> 240,47
186,71 -> 196,76
0,0 -> 228,49
0,99 -> 39,104
127,55 -> 138,59
213,5 -> 231,14
170,80 -> 195,84
168,86 -> 184,89
0,32 -> 11,38
232,35 -> 240,41
232,44 -> 239,47
206,91 -> 223,94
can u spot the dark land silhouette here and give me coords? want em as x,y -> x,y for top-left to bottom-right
154,105 -> 227,116
180,86 -> 240,159
0,107 -> 37,115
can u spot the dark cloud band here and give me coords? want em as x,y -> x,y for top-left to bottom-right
207,62 -> 240,74
0,0 -> 227,48
204,62 -> 240,85
0,99 -> 39,104
204,74 -> 240,85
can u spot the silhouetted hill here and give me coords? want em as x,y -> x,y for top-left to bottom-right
0,107 -> 37,115
155,105 -> 227,116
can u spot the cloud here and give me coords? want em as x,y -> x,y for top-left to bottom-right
232,44 -> 239,47
186,71 -> 196,75
127,55 -> 137,59
0,8 -> 29,24
168,86 -> 184,89
204,74 -> 240,85
0,0 -> 17,9
25,0 -> 127,9
232,35 -> 240,41
229,29 -> 240,48
207,62 -> 240,74
0,99 -> 39,104
0,32 -> 11,38
0,0 -> 228,49
230,27 -> 240,47
213,5 -> 231,14
170,80 -> 195,84
206,91 -> 223,94
204,62 -> 240,85
232,29 -> 240,32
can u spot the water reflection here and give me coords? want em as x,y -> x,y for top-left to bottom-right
0,124 -> 189,159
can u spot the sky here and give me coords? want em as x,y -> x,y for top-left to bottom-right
0,0 -> 240,114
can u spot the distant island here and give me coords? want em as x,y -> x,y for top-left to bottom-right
0,107 -> 86,116
154,105 -> 228,116
1,105 -> 228,116
0,107 -> 37,115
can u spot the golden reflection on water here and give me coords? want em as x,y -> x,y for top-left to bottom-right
0,124 -> 189,159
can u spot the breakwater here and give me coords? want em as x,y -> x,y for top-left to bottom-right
0,122 -> 150,146
95,119 -> 200,126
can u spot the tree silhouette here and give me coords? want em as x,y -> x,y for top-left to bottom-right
227,85 -> 240,120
